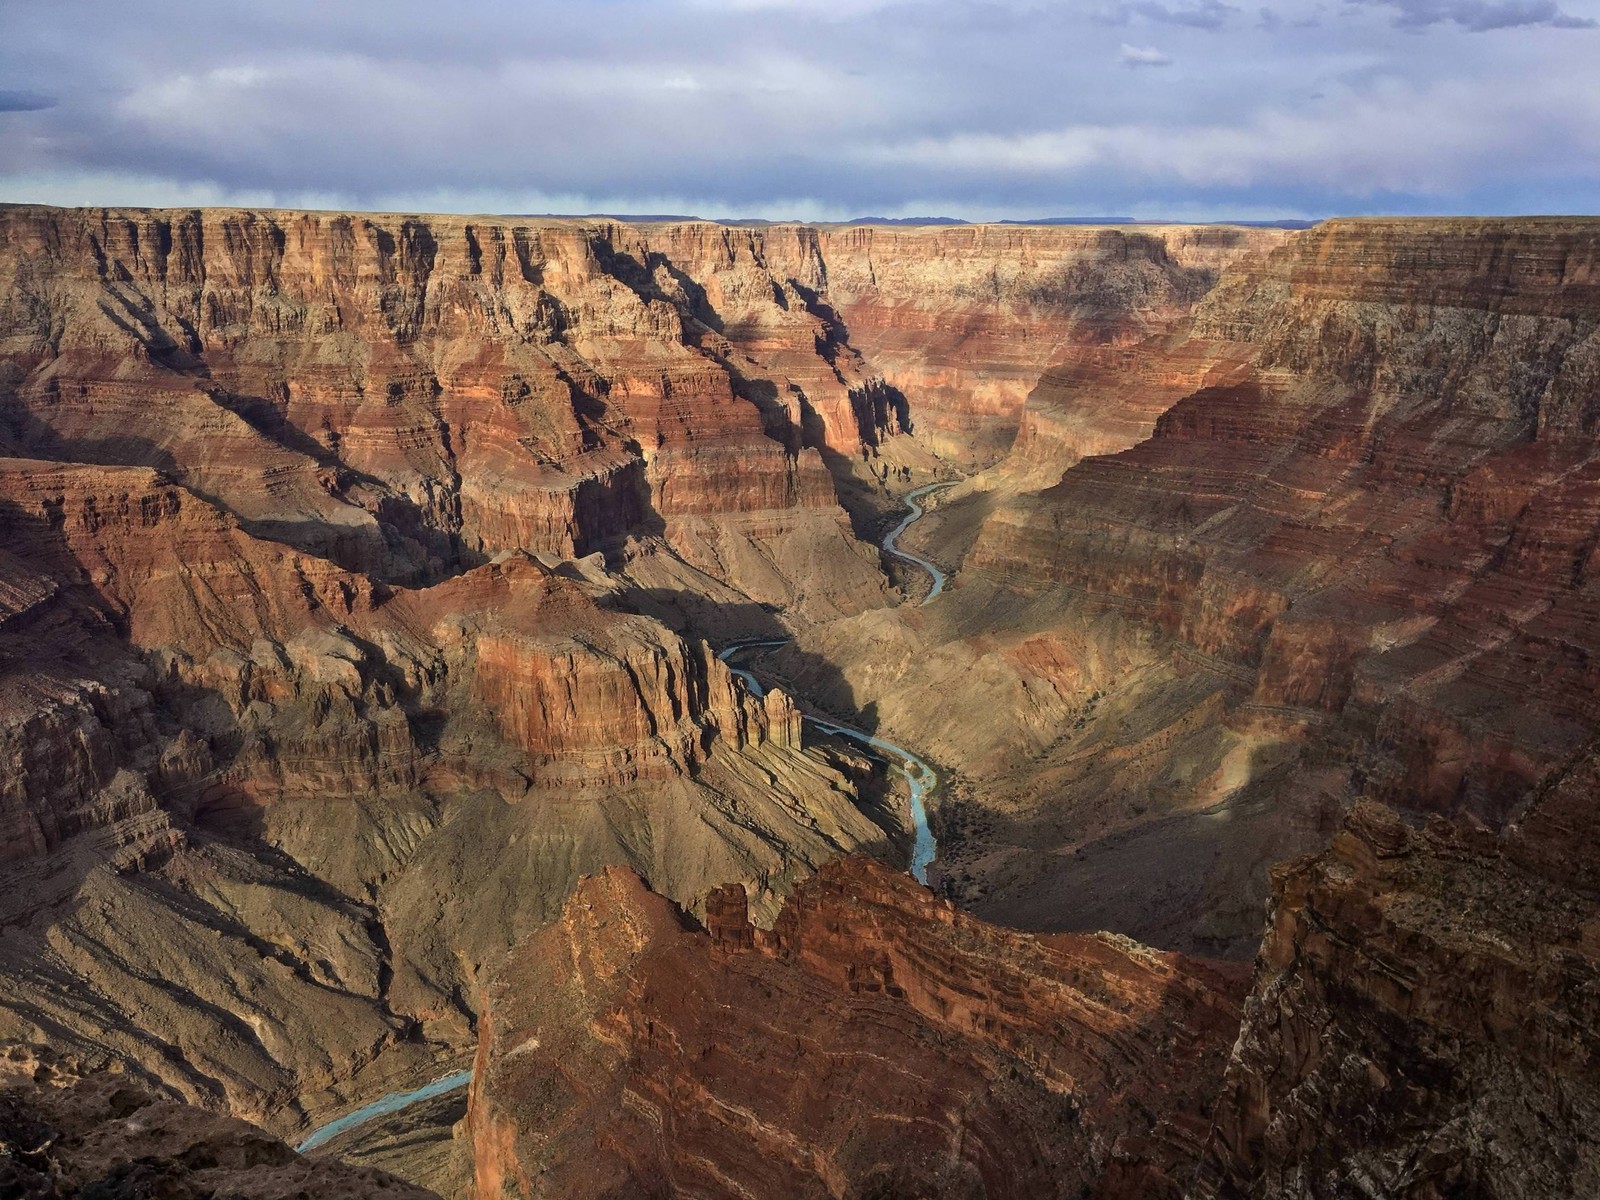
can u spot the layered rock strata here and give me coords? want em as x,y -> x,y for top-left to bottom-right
0,206 -> 887,618
1195,782 -> 1600,1198
971,218 -> 1600,818
805,224 -> 1284,468
0,449 -> 885,1141
11,205 -> 1600,1200
0,1042 -> 437,1198
469,856 -> 1245,1200
791,217 -> 1600,958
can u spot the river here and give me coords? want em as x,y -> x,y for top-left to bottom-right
296,1069 -> 473,1154
297,480 -> 954,1152
717,479 -> 953,883
716,644 -> 941,885
883,482 -> 955,601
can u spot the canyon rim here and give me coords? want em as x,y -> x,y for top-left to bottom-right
5,1 -> 1600,1196
1,206 -> 1598,1198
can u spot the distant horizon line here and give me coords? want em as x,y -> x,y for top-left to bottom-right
6,201 -> 1600,228
0,201 -> 1315,226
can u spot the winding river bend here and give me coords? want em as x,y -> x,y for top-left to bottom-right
716,644 -> 941,884
718,480 -> 955,884
883,482 -> 956,602
298,481 -> 955,1153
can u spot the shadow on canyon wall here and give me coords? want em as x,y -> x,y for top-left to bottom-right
0,391 -> 488,585
0,492 -> 434,1120
617,586 -> 880,735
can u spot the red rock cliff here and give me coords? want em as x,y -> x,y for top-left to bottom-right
0,446 -> 878,1138
974,218 -> 1600,812
469,857 -> 1246,1200
831,217 -> 1600,955
1195,779 -> 1600,1199
0,206 -> 884,616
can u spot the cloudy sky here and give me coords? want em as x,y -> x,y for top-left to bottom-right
2,0 -> 1596,220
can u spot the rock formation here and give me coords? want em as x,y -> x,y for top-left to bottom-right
787,217 -> 1600,958
0,206 -> 888,617
0,1042 -> 436,1198
1195,778 -> 1600,1198
0,449 -> 887,1143
801,224 -> 1282,470
468,856 -> 1245,1200
6,203 -> 1600,1198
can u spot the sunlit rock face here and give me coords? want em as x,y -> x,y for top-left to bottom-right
969,218 -> 1600,819
0,446 -> 888,1140
798,223 -> 1283,470
0,206 -> 895,620
7,203 -> 1600,1200
0,209 -> 1273,589
468,856 -> 1245,1200
791,216 -> 1600,962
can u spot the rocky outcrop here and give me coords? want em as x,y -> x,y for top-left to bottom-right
804,225 -> 1284,469
979,220 -> 1600,801
0,207 -> 885,617
1194,784 -> 1600,1199
0,444 -> 889,1142
469,857 -> 1245,1200
0,1042 -> 437,1198
472,587 -> 797,784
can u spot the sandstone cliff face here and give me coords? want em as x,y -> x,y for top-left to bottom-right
0,207 -> 1277,621
0,443 -> 882,1141
0,206 -> 884,618
1194,785 -> 1600,1199
791,217 -> 1600,958
805,224 -> 1283,469
469,857 -> 1245,1200
971,219 -> 1600,811
567,221 -> 1281,473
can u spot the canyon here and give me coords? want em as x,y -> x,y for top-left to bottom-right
1,204 -> 1598,1197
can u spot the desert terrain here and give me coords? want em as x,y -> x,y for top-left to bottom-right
2,206 -> 1598,1197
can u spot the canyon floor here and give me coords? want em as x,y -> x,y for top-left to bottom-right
2,206 -> 1599,1197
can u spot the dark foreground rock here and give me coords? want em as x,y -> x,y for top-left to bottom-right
0,1043 -> 438,1198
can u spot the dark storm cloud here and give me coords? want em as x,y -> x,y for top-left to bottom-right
0,0 -> 1596,219
1351,0 -> 1597,28
1104,1 -> 1240,29
0,89 -> 55,112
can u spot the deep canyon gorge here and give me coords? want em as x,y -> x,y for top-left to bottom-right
2,204 -> 1599,1198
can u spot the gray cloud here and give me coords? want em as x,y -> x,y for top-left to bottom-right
1351,0 -> 1597,29
0,0 -> 1595,220
1105,0 -> 1241,28
1260,6 -> 1326,29
0,90 -> 55,112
